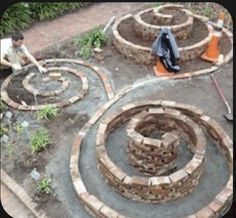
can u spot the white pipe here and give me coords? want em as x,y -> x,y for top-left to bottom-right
102,16 -> 116,33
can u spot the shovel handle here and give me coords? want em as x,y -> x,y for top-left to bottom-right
210,74 -> 231,114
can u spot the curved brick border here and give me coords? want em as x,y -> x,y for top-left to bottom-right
113,13 -> 213,64
1,168 -> 48,218
152,4 -> 184,25
152,4 -> 184,24
134,6 -> 193,41
42,59 -> 114,100
1,58 -> 114,111
22,70 -> 70,97
70,77 -> 233,218
96,105 -> 206,202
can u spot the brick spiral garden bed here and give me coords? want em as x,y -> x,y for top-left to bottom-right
1,58 -> 114,111
96,106 -> 207,203
112,4 -> 233,78
70,82 -> 233,218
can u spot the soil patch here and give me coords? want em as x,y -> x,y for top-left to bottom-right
44,111 -> 90,137
0,108 -> 90,218
117,17 -> 209,48
7,71 -> 39,105
34,193 -> 68,218
141,8 -> 188,26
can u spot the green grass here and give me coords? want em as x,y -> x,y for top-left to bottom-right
36,176 -> 52,194
37,105 -> 59,120
30,129 -> 50,153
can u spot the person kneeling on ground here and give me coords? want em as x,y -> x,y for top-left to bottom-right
0,32 -> 47,74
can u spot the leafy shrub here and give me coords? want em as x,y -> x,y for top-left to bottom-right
74,27 -> 108,59
36,176 -> 52,194
1,3 -> 93,37
29,2 -> 92,21
63,2 -> 92,12
37,105 -> 59,120
29,3 -> 66,21
0,3 -> 32,37
30,129 -> 50,153
203,5 -> 214,17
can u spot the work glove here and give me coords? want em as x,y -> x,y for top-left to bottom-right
38,65 -> 48,74
12,63 -> 22,71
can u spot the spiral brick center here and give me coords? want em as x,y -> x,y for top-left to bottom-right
127,110 -> 180,175
96,104 -> 207,203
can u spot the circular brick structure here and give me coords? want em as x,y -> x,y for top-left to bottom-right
126,108 -> 206,176
112,4 -> 233,78
22,69 -> 70,97
152,4 -> 185,25
1,58 -> 114,110
96,105 -> 206,203
134,5 -> 194,41
70,97 -> 233,217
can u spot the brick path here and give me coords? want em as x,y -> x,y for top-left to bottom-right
0,3 -> 152,217
23,2 -> 151,56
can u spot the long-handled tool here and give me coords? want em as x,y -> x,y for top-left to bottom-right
210,73 -> 233,121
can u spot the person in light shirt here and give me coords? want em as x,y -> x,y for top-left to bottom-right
0,32 -> 47,74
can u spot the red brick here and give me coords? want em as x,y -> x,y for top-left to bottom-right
143,137 -> 161,147
196,206 -> 215,218
169,169 -> 188,183
110,166 -> 126,181
148,107 -> 164,114
99,205 -> 119,218
96,132 -> 105,146
123,176 -> 133,185
132,176 -> 149,186
216,188 -> 233,203
87,195 -> 104,211
208,199 -> 223,213
73,178 -> 87,194
153,176 -> 171,185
